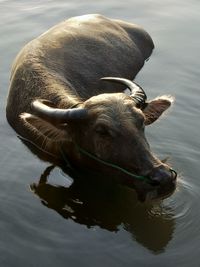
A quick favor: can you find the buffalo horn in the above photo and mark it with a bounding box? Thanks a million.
[32,100,88,124]
[101,77,147,109]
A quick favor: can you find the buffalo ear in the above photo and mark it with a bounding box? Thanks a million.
[143,96,174,125]
[20,113,67,141]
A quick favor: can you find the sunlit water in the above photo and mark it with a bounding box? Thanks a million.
[1,0,200,266]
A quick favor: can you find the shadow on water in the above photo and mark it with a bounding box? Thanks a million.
[31,165,175,254]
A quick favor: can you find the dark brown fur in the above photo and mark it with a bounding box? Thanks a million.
[6,14,176,200]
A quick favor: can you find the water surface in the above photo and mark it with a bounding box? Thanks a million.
[1,0,200,266]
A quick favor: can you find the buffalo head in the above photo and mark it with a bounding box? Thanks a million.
[23,77,177,201]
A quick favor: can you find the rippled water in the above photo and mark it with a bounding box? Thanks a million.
[1,0,200,266]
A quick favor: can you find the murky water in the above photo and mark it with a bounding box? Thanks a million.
[1,0,200,266]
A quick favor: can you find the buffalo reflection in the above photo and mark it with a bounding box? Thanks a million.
[31,165,175,253]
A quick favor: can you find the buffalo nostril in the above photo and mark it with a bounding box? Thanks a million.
[148,177,161,186]
[148,168,176,186]
[170,168,177,181]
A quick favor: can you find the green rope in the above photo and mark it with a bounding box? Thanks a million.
[18,135,177,182]
[75,144,150,182]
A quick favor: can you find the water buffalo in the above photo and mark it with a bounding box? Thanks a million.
[6,14,177,201]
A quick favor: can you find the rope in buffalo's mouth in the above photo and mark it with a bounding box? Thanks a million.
[74,144,177,183]
[18,135,177,183]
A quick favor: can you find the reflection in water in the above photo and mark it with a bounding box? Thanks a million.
[31,165,175,254]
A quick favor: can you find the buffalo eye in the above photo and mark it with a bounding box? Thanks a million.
[95,124,112,137]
